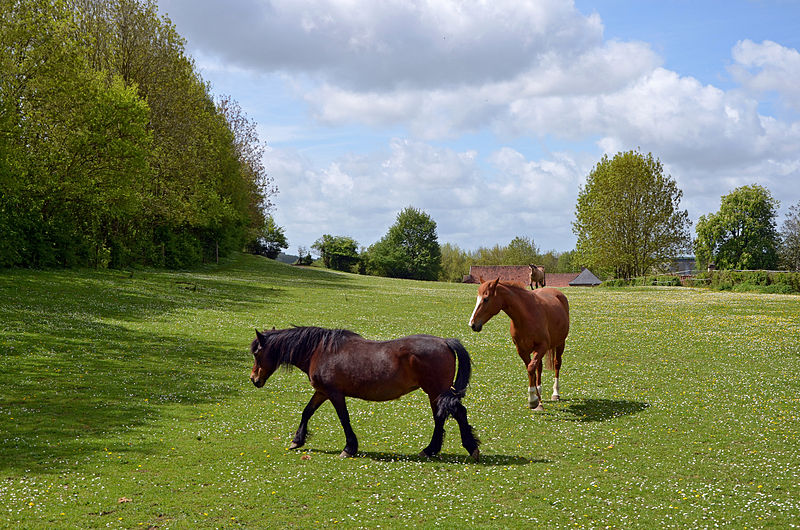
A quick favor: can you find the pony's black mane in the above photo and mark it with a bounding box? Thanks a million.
[252,326,359,368]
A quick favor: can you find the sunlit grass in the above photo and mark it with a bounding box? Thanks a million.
[1,254,798,528]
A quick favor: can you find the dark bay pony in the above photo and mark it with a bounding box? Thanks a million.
[250,326,480,460]
[468,278,569,411]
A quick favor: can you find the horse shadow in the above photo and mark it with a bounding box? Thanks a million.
[546,397,650,423]
[304,448,543,466]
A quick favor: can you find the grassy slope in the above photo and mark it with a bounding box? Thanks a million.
[1,254,798,528]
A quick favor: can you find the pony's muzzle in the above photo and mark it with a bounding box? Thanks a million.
[470,321,483,332]
[250,376,265,388]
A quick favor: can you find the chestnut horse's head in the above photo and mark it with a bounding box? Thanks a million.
[469,277,503,332]
[250,329,278,388]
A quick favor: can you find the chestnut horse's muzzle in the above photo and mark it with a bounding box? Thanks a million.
[469,322,483,332]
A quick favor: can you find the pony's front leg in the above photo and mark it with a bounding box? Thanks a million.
[329,393,358,458]
[290,391,328,449]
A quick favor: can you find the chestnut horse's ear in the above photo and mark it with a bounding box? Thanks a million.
[489,277,500,294]
[478,275,485,284]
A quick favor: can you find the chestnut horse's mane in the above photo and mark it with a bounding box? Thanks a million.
[252,326,359,368]
[498,280,529,292]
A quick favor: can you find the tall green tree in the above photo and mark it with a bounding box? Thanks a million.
[779,201,800,271]
[573,149,691,279]
[695,185,780,270]
[367,207,441,280]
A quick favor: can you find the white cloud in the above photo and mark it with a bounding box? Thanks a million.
[160,0,604,90]
[730,39,800,111]
[158,1,800,252]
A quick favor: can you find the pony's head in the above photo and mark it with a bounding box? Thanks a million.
[250,329,278,388]
[469,277,503,332]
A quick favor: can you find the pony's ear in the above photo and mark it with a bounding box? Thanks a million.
[489,277,500,294]
[255,329,267,346]
[478,275,485,284]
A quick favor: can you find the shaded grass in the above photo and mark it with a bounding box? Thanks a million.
[1,255,799,528]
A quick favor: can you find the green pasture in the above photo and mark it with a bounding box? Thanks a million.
[1,254,799,528]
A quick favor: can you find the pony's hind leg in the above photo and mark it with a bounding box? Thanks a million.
[451,401,480,461]
[290,391,327,450]
[420,397,446,458]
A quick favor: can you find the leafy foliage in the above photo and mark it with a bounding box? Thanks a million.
[0,0,276,269]
[245,215,288,259]
[366,207,441,280]
[312,234,360,272]
[779,201,800,271]
[694,184,780,271]
[573,150,691,279]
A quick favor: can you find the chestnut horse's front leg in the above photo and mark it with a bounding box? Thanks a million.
[515,344,542,410]
[290,390,328,450]
[526,346,548,411]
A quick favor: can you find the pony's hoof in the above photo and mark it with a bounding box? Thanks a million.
[551,394,560,401]
[289,441,302,450]
[528,401,539,409]
[339,450,355,458]
[469,448,480,462]
[533,404,545,412]
[419,450,431,459]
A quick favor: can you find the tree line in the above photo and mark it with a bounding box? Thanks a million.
[572,149,800,278]
[309,207,578,282]
[1,0,275,269]
[311,150,800,282]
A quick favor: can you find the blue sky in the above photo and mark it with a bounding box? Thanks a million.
[158,0,800,254]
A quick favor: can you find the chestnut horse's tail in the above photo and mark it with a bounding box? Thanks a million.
[544,348,555,371]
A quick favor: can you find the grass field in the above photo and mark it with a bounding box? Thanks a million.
[1,254,799,528]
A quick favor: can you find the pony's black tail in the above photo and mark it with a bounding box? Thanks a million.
[445,338,471,398]
[434,339,480,454]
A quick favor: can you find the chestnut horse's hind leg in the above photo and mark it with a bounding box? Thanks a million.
[552,344,565,401]
[290,390,328,450]
[328,392,358,458]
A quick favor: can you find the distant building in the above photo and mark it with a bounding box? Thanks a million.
[568,268,602,286]
[668,256,696,275]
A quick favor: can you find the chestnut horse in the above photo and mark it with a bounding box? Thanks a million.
[529,264,546,289]
[250,326,480,460]
[468,278,569,411]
